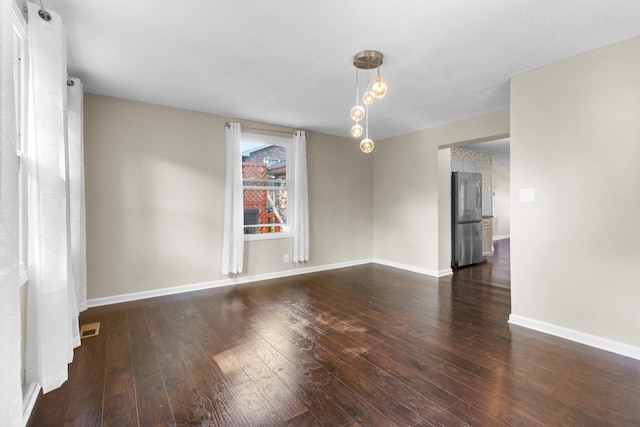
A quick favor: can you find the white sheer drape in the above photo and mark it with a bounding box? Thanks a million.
[0,0,25,424]
[291,130,309,262]
[221,122,244,274]
[25,2,84,393]
[67,77,87,324]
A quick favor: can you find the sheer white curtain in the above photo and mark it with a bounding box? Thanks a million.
[291,130,309,262]
[0,0,25,424]
[67,77,87,336]
[221,122,244,274]
[25,2,84,393]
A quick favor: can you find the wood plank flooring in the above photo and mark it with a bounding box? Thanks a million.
[28,242,640,426]
[454,238,510,289]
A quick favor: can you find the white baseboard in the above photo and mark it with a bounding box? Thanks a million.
[438,268,454,277]
[372,258,451,278]
[87,258,454,308]
[508,314,640,361]
[493,234,510,241]
[87,259,373,308]
[22,382,40,427]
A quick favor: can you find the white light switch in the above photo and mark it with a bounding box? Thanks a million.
[520,188,536,203]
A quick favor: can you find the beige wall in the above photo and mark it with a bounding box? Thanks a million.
[510,36,640,349]
[492,165,510,238]
[437,148,452,272]
[84,95,373,300]
[373,110,509,274]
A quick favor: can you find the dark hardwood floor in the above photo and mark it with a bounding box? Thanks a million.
[454,238,511,289]
[28,242,640,426]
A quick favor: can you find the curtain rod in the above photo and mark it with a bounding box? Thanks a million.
[37,0,51,21]
[225,123,304,136]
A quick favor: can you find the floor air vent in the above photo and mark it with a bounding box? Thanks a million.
[80,322,100,339]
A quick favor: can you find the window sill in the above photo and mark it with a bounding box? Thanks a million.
[244,232,293,242]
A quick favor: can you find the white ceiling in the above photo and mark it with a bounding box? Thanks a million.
[465,138,510,156]
[465,138,511,166]
[44,0,640,140]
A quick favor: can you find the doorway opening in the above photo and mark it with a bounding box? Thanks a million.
[440,138,511,288]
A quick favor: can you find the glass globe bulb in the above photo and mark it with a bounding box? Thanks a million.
[350,105,365,121]
[360,138,374,153]
[351,123,363,138]
[363,90,375,105]
[372,79,387,98]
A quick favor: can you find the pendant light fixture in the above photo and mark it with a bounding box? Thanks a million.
[350,67,365,137]
[349,50,387,153]
[360,103,374,153]
[372,67,388,98]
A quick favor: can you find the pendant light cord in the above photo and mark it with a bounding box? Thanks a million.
[365,103,369,139]
[355,68,360,106]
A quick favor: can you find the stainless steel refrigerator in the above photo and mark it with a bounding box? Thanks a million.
[451,172,483,268]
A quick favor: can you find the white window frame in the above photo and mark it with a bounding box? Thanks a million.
[13,2,29,286]
[242,133,293,241]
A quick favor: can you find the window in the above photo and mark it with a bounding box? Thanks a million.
[241,133,292,240]
[13,2,29,286]
[262,157,280,165]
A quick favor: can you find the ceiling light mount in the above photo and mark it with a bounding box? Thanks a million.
[349,50,387,153]
[353,50,384,70]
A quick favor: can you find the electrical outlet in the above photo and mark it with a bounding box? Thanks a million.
[284,254,289,263]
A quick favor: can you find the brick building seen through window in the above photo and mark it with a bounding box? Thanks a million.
[242,142,288,235]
